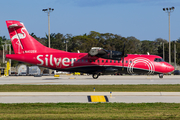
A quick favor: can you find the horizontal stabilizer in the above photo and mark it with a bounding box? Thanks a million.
[9,24,23,28]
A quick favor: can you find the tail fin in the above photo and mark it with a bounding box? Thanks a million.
[6,20,65,54]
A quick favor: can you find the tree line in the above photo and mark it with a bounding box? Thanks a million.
[1,31,180,66]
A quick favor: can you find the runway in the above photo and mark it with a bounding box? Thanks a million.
[1,92,180,103]
[0,75,180,85]
[1,75,180,103]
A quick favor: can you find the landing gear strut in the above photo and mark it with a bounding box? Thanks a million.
[159,74,163,78]
[92,73,99,79]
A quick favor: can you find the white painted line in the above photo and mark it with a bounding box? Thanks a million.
[0,92,180,96]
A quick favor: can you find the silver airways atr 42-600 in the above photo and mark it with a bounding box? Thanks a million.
[6,20,174,79]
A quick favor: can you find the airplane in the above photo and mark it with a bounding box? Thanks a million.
[5,20,174,79]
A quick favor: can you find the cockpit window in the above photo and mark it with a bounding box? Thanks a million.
[154,58,165,62]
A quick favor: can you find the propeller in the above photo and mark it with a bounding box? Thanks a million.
[122,43,126,70]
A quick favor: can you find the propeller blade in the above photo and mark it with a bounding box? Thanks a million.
[122,43,125,70]
[122,57,124,71]
[122,43,125,57]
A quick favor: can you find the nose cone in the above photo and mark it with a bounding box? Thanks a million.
[167,64,174,72]
[170,65,175,72]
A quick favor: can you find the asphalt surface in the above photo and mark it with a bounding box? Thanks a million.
[0,75,180,85]
[0,92,180,103]
[0,75,180,103]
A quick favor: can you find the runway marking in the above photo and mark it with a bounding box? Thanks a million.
[87,95,109,102]
[54,75,60,77]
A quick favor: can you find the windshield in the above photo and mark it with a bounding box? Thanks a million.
[154,58,165,62]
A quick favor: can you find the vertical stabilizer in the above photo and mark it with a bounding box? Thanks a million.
[6,20,65,54]
[6,20,25,54]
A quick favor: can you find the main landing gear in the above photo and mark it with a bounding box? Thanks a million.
[92,73,100,79]
[159,74,163,78]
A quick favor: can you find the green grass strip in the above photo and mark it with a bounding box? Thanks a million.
[0,84,180,92]
[0,103,180,119]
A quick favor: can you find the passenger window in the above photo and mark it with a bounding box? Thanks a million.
[89,60,92,62]
[98,60,99,63]
[93,60,95,62]
[126,60,128,63]
[130,60,132,63]
[86,60,88,62]
[114,60,116,63]
[102,60,104,63]
[82,59,84,62]
[110,60,112,63]
[78,59,80,62]
[118,60,120,63]
[106,60,108,63]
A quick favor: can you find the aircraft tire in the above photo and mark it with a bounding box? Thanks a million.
[92,74,99,79]
[159,74,163,78]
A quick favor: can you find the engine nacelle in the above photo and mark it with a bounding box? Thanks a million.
[88,47,127,60]
[88,47,106,56]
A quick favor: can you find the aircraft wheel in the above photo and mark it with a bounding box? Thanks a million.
[92,74,99,79]
[159,74,163,78]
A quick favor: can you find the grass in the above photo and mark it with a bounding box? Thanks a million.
[0,84,180,92]
[1,85,180,119]
[0,103,180,119]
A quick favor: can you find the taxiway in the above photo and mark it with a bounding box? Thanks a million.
[0,75,179,85]
[0,92,180,103]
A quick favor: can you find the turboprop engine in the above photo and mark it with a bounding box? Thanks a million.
[88,47,127,60]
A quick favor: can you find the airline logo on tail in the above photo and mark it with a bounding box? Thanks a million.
[11,27,26,41]
[6,21,26,54]
[11,27,27,54]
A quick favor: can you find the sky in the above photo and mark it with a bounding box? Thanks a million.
[1,0,180,41]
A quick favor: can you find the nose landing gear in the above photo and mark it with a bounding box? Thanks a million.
[159,74,163,78]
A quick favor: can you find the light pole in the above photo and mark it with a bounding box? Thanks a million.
[163,6,175,64]
[163,42,165,60]
[2,45,4,63]
[174,40,177,70]
[42,8,54,48]
[64,40,69,52]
